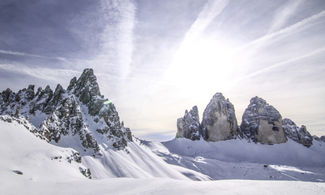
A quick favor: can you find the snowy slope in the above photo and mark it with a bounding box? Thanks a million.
[146,138,325,182]
[0,116,88,181]
[0,116,208,181]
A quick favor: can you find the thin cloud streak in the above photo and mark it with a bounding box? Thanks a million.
[96,0,136,80]
[267,0,304,33]
[0,49,70,63]
[234,46,325,84]
[185,0,229,40]
[0,64,79,82]
[238,10,325,52]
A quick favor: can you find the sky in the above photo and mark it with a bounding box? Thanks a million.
[0,0,325,141]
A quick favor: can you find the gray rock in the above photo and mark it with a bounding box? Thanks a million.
[201,93,238,141]
[240,97,287,144]
[1,88,14,103]
[176,106,201,140]
[26,85,35,100]
[69,68,101,105]
[282,118,313,147]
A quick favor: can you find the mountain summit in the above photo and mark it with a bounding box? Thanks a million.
[0,68,132,155]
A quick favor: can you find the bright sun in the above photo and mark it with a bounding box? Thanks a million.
[164,37,237,93]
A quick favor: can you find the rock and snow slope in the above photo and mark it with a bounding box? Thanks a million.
[1,118,324,194]
[0,115,208,180]
[1,118,325,194]
[1,68,325,194]
[0,68,208,181]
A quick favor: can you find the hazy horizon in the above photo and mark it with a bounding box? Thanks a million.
[0,0,324,141]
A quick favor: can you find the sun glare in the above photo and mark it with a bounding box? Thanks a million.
[165,37,237,92]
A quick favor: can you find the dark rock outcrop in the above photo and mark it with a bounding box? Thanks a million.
[176,106,201,140]
[282,118,313,147]
[240,97,287,144]
[201,93,238,141]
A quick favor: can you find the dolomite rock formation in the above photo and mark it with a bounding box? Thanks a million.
[240,97,287,144]
[201,93,238,141]
[282,118,313,147]
[0,68,132,155]
[176,106,201,140]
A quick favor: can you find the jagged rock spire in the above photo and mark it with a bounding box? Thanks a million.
[240,96,287,144]
[201,93,238,141]
[68,68,101,104]
[282,118,313,147]
[176,105,201,140]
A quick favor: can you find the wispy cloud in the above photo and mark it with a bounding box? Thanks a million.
[239,10,325,51]
[235,46,325,82]
[95,0,136,80]
[0,64,79,82]
[267,0,304,33]
[184,0,230,40]
[0,49,70,63]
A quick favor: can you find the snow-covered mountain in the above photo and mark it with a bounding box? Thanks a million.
[1,68,325,195]
[0,68,207,180]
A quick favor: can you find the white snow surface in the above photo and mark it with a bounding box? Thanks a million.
[0,117,208,181]
[1,118,325,194]
[146,138,325,181]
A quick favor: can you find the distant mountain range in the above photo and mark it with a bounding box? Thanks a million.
[1,68,325,182]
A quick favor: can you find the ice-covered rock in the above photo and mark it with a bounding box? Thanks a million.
[240,97,287,144]
[176,106,201,140]
[282,118,313,147]
[201,93,238,141]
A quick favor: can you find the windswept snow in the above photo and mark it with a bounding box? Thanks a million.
[0,116,208,182]
[146,138,325,181]
[1,116,325,195]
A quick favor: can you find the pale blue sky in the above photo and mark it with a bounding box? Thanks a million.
[0,0,324,141]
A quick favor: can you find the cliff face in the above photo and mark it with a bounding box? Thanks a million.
[282,118,313,147]
[240,97,287,144]
[176,94,321,146]
[0,68,132,155]
[201,93,238,141]
[176,106,201,140]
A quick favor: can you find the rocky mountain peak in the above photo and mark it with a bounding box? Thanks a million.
[0,68,132,155]
[201,92,238,141]
[68,68,101,103]
[282,118,313,147]
[240,96,287,144]
[176,105,201,140]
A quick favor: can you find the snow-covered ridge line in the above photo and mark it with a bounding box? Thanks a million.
[0,68,132,156]
[0,68,210,180]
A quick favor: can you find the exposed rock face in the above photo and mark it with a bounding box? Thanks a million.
[176,106,201,140]
[201,93,238,141]
[240,97,287,144]
[282,118,313,147]
[0,68,132,155]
